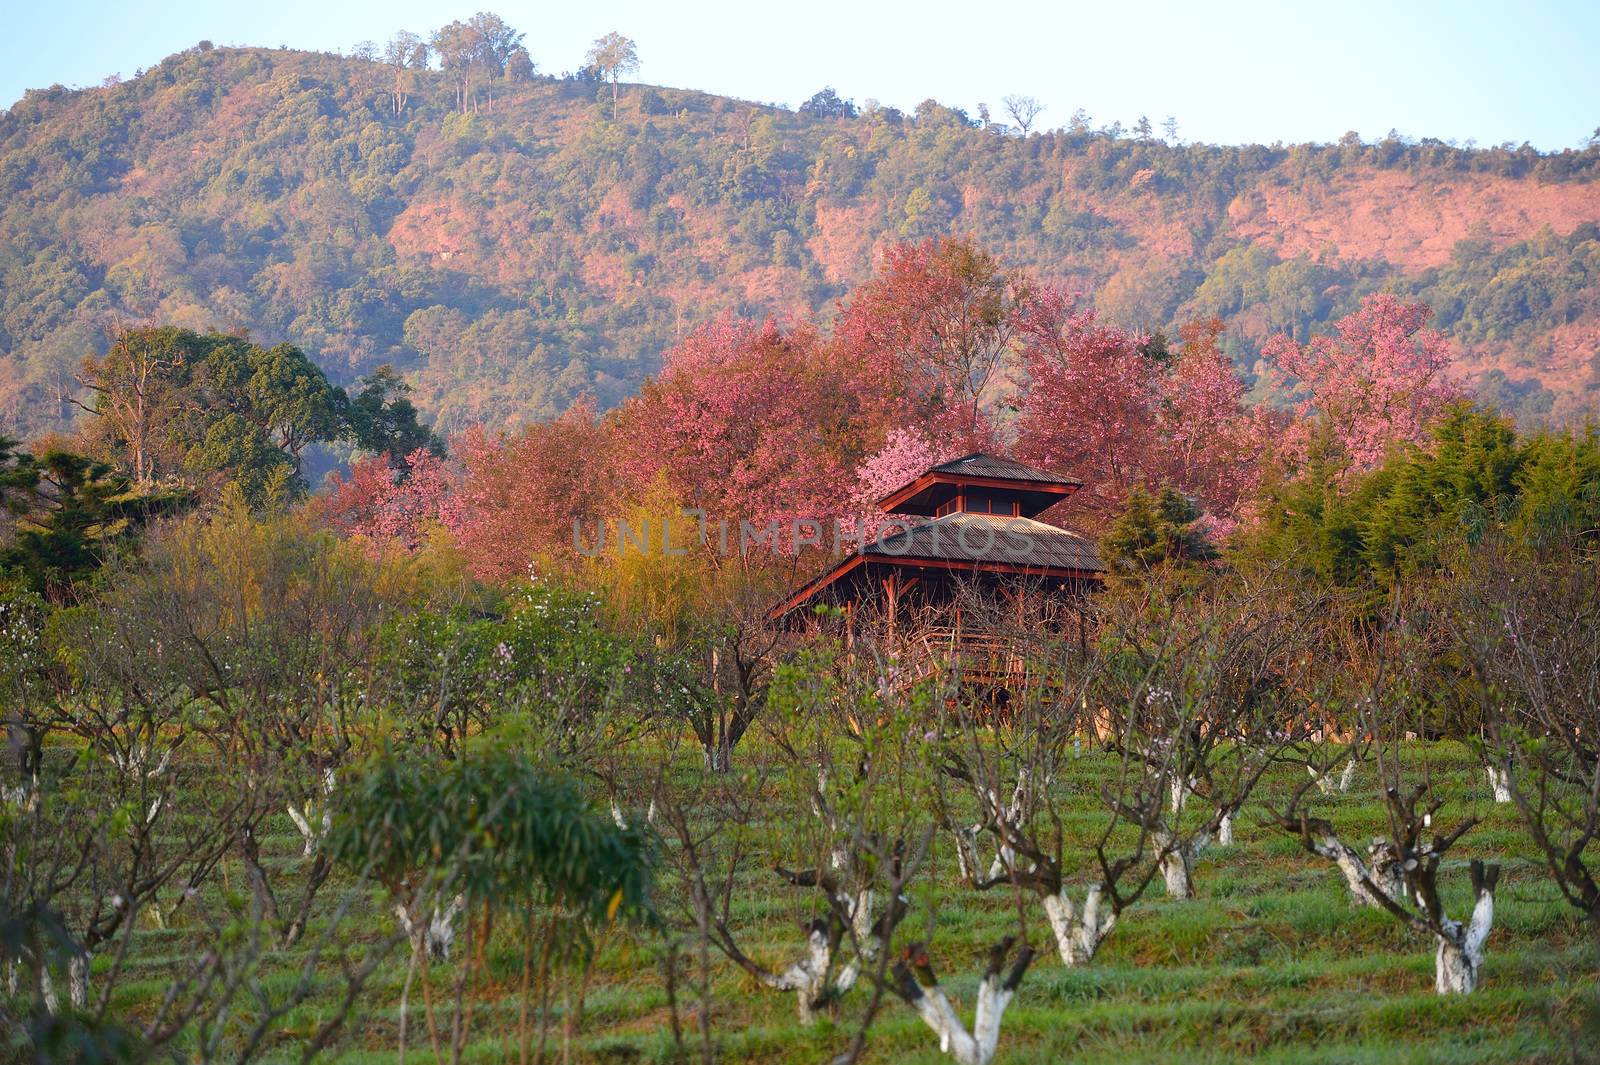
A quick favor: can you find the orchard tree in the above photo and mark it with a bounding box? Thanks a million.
[850,428,962,535]
[586,32,640,120]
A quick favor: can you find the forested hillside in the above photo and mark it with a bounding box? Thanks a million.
[3,40,1599,439]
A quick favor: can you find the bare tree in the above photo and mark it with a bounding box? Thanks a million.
[890,937,1034,1065]
[1446,540,1600,926]
[1001,94,1044,134]
[1277,614,1501,994]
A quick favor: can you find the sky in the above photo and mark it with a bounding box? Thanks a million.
[4,0,1598,150]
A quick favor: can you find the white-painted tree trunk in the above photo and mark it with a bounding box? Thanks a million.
[1040,885,1117,966]
[1217,812,1235,847]
[1157,830,1206,899]
[903,963,1019,1065]
[286,767,336,858]
[40,963,57,1015]
[68,953,88,1011]
[1485,766,1512,804]
[1308,759,1357,796]
[1308,832,1403,907]
[610,797,657,830]
[1434,877,1495,994]
[394,893,466,960]
[1169,776,1192,815]
[1160,846,1195,898]
[768,922,837,1024]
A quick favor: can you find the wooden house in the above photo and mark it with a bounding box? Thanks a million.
[769,453,1105,692]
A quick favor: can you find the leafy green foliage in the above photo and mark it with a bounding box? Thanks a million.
[74,327,434,504]
[0,447,191,597]
[1099,485,1219,572]
[374,581,688,758]
[1247,404,1600,585]
[328,746,654,927]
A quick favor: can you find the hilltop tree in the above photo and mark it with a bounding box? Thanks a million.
[1002,94,1044,134]
[799,87,857,119]
[382,31,430,115]
[468,11,526,109]
[431,14,525,112]
[432,20,480,112]
[586,32,640,120]
[505,44,535,82]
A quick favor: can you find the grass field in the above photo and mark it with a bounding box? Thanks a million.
[81,739,1600,1064]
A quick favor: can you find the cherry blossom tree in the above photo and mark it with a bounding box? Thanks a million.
[1013,291,1165,525]
[447,402,613,581]
[849,428,965,534]
[612,316,880,533]
[1158,317,1270,531]
[1261,294,1460,472]
[1015,299,1265,531]
[832,237,1030,449]
[325,448,455,551]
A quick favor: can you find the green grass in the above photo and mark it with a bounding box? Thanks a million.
[32,740,1600,1063]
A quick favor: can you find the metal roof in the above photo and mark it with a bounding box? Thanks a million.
[864,512,1105,572]
[927,453,1082,487]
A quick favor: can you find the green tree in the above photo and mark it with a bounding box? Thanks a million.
[344,365,441,464]
[0,449,189,598]
[1099,485,1218,572]
[585,32,639,120]
[77,329,433,504]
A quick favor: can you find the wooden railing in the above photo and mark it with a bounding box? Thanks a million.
[899,625,1029,691]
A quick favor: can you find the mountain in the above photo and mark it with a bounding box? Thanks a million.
[3,43,1598,440]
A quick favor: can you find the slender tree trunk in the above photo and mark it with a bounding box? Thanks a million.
[398,939,420,1065]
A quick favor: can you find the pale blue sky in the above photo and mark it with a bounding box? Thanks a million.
[5,0,1597,149]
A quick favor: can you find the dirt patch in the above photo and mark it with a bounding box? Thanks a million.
[1228,169,1600,270]
[808,200,876,284]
